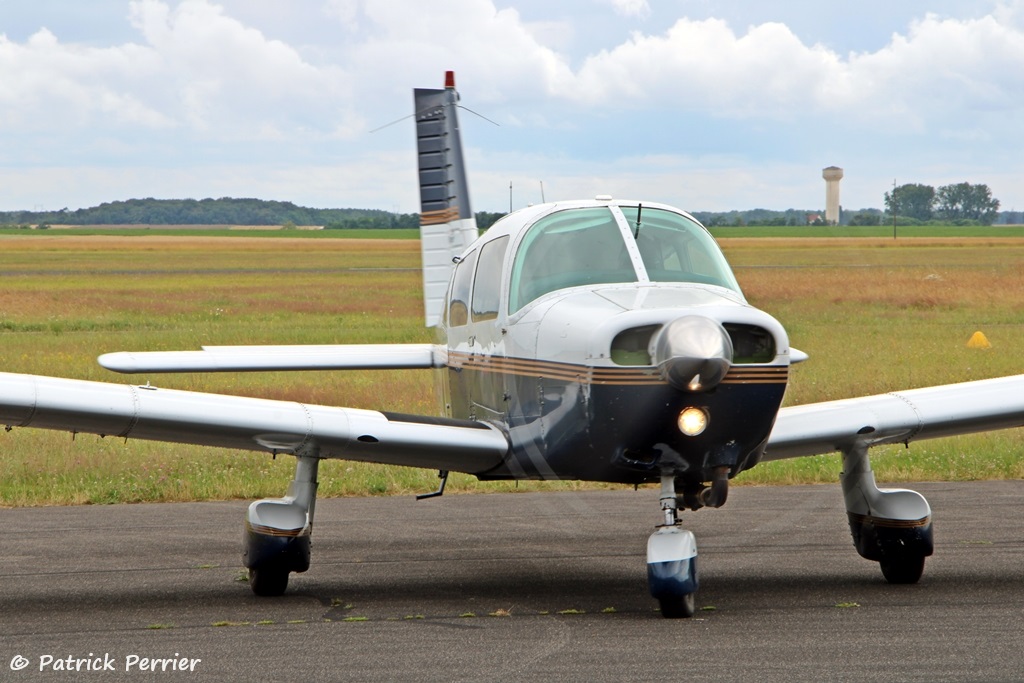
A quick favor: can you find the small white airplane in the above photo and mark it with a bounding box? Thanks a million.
[3,72,1024,618]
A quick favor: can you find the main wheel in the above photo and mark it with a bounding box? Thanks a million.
[658,592,696,619]
[880,553,925,584]
[249,566,290,596]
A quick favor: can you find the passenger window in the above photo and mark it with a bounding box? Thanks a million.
[448,249,477,327]
[471,236,509,321]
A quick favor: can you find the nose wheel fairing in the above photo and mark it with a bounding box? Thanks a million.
[647,527,698,618]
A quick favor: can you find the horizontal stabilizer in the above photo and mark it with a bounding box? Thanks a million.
[765,373,1024,460]
[99,344,444,374]
[0,371,506,474]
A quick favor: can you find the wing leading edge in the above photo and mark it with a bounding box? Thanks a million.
[0,371,507,475]
[765,373,1024,461]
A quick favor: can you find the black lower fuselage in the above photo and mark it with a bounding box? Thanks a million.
[444,351,788,485]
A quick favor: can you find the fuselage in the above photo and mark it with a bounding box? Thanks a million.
[436,199,796,487]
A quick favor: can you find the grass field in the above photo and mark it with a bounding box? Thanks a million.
[0,226,421,239]
[1,232,1022,506]
[709,225,1024,238]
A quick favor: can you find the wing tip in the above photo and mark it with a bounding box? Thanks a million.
[97,352,136,374]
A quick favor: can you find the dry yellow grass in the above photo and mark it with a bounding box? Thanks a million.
[1,234,1022,505]
[0,234,417,252]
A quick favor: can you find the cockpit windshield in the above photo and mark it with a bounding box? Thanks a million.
[508,205,742,314]
[622,206,741,292]
[508,207,636,313]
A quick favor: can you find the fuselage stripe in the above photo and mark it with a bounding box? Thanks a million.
[447,352,787,385]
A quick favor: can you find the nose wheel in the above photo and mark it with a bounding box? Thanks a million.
[647,475,699,618]
[647,526,698,618]
[658,591,696,619]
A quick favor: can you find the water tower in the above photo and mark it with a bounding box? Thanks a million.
[822,166,843,225]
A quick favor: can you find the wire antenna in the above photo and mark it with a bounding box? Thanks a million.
[370,105,499,134]
[456,105,500,127]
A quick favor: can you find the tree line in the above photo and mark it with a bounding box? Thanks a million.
[884,182,1000,225]
[0,190,1010,230]
[0,197,508,231]
[0,198,402,228]
[695,181,1005,227]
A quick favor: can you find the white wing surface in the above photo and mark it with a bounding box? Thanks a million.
[0,372,507,474]
[765,374,1024,460]
[99,344,444,374]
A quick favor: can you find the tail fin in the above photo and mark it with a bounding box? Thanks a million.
[415,71,479,327]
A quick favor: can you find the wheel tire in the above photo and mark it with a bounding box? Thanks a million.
[658,592,696,619]
[880,553,925,584]
[249,566,290,596]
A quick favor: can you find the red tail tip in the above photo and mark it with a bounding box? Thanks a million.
[445,71,456,89]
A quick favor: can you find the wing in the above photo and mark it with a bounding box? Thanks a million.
[99,344,444,373]
[765,374,1024,460]
[0,371,507,475]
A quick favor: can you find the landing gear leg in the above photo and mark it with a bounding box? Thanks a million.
[243,451,320,596]
[840,442,933,584]
[647,474,698,618]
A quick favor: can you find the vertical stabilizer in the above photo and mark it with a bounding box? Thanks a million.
[415,71,479,327]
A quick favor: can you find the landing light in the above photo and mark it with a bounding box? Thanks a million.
[678,407,708,436]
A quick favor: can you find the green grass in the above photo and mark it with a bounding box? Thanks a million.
[724,235,1024,484]
[1,233,1022,506]
[709,225,1024,238]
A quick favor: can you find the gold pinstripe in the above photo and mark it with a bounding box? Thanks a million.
[246,522,309,538]
[848,513,932,529]
[447,352,788,386]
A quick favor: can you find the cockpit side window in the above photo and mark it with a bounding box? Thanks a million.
[626,207,742,293]
[509,208,636,313]
[447,249,477,327]
[471,236,509,322]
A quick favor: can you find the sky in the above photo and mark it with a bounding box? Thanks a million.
[1,0,1023,215]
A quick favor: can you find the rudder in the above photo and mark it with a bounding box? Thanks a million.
[414,71,479,327]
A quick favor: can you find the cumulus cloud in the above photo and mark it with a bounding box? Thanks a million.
[564,9,1024,132]
[569,18,834,115]
[0,0,357,139]
[0,27,170,128]
[2,0,1023,211]
[132,0,358,136]
[338,0,575,104]
[8,0,1021,137]
[844,13,1024,114]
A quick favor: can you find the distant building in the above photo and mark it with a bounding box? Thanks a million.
[822,166,843,225]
